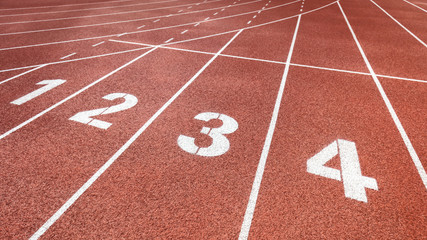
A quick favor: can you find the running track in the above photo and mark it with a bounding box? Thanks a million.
[0,0,426,239]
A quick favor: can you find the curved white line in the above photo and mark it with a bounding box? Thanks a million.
[0,0,223,25]
[0,0,260,35]
[0,0,337,72]
[0,0,303,51]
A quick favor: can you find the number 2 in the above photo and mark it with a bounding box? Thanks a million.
[69,93,138,130]
[178,112,238,157]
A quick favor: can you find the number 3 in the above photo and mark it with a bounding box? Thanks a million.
[178,112,238,157]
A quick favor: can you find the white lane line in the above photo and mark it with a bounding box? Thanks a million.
[165,38,174,43]
[370,0,427,48]
[137,25,145,29]
[253,15,257,18]
[181,29,188,34]
[0,0,324,52]
[0,65,46,85]
[194,22,201,26]
[0,0,139,11]
[338,2,427,188]
[402,0,427,12]
[0,47,157,141]
[0,0,226,25]
[239,14,301,240]
[178,9,184,12]
[205,17,210,20]
[60,53,76,59]
[247,20,252,24]
[0,0,179,17]
[91,41,104,47]
[117,32,127,37]
[221,8,225,11]
[214,12,218,15]
[153,19,160,22]
[188,6,193,9]
[29,30,243,240]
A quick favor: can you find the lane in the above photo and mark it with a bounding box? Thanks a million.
[0,0,138,11]
[340,0,427,80]
[36,55,289,239]
[248,66,427,239]
[380,78,427,166]
[0,48,212,239]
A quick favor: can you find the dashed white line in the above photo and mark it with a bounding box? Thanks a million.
[205,17,210,20]
[239,14,302,240]
[214,12,218,15]
[221,8,225,11]
[253,15,257,18]
[247,20,252,24]
[178,9,184,12]
[165,38,174,43]
[60,53,76,59]
[194,22,200,26]
[188,6,193,9]
[338,1,427,189]
[181,29,188,34]
[137,25,146,29]
[92,41,104,47]
[117,32,127,37]
[153,19,160,22]
[29,30,243,240]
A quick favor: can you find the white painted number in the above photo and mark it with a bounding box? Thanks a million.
[69,93,138,130]
[11,79,66,105]
[307,139,378,203]
[178,112,238,157]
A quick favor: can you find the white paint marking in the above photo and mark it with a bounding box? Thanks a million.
[165,38,174,43]
[262,6,265,9]
[153,19,160,22]
[117,32,127,37]
[0,48,157,141]
[29,30,242,240]
[188,6,193,9]
[371,0,427,48]
[0,0,135,11]
[11,79,66,105]
[239,15,301,240]
[60,53,76,59]
[0,65,46,85]
[214,12,218,15]
[258,10,261,13]
[137,25,146,29]
[205,17,210,20]
[253,15,257,18]
[178,9,184,12]
[338,2,427,188]
[247,20,252,24]
[402,0,427,12]
[91,41,104,47]
[221,8,225,11]
[181,29,188,34]
[194,22,200,26]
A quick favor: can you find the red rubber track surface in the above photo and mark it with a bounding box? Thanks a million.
[0,0,426,239]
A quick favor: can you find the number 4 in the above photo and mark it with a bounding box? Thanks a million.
[307,139,378,203]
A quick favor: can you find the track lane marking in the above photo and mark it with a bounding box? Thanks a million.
[338,1,427,188]
[0,48,157,140]
[29,30,243,240]
[239,14,302,240]
[402,0,427,12]
[0,0,324,51]
[0,0,227,25]
[0,0,135,11]
[0,0,180,17]
[60,53,76,59]
[370,0,427,48]
[0,0,261,35]
[0,65,46,85]
[91,41,105,47]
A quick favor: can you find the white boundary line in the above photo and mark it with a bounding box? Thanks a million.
[29,29,243,240]
[370,0,427,48]
[338,1,427,189]
[0,0,304,51]
[0,0,225,25]
[0,48,157,140]
[0,0,134,11]
[0,65,46,85]
[402,0,427,13]
[238,14,301,240]
[0,0,179,17]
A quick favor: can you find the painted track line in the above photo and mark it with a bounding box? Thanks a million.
[0,0,179,17]
[338,1,427,188]
[0,48,157,140]
[239,14,302,240]
[0,0,134,11]
[0,0,302,51]
[402,0,427,12]
[0,0,227,25]
[370,0,427,48]
[29,29,243,240]
[92,41,105,47]
[0,65,46,85]
[60,53,76,59]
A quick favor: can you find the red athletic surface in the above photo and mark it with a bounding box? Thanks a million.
[0,0,426,239]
